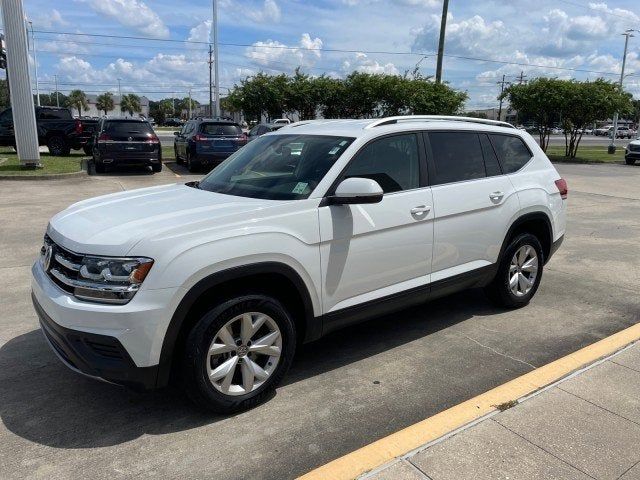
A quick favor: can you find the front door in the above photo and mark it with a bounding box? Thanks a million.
[318,133,434,317]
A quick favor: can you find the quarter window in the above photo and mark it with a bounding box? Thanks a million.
[342,134,420,193]
[479,134,502,177]
[428,132,486,185]
[489,134,532,173]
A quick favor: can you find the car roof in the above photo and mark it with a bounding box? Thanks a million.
[103,117,149,122]
[272,116,519,139]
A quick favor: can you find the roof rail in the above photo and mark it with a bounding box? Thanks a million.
[364,115,516,130]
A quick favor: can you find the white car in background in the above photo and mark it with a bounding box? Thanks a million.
[31,115,567,412]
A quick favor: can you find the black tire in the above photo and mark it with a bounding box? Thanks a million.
[82,145,93,156]
[175,146,183,165]
[626,157,636,165]
[182,295,296,413]
[152,162,162,173]
[186,150,200,173]
[484,233,544,309]
[94,161,106,174]
[47,135,70,156]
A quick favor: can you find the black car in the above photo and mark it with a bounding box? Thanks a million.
[163,117,184,127]
[0,106,97,156]
[92,118,161,173]
[246,123,284,142]
[174,119,247,172]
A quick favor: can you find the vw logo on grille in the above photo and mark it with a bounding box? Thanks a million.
[128,136,133,142]
[43,245,54,271]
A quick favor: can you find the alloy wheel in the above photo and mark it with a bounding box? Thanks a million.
[206,312,282,396]
[509,245,539,297]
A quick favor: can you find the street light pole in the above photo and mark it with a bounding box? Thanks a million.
[609,29,634,154]
[54,74,59,107]
[28,21,39,106]
[435,0,449,83]
[212,0,220,117]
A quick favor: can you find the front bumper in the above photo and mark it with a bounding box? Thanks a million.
[625,151,640,160]
[33,293,158,389]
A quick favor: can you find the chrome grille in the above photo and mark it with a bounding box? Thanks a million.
[43,234,84,295]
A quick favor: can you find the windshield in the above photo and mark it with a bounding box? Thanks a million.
[198,134,354,200]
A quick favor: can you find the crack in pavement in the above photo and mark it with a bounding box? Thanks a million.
[454,333,537,369]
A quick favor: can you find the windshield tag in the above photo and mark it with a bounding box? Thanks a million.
[292,182,308,194]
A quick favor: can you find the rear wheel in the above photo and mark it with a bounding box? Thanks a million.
[182,295,296,413]
[186,150,200,173]
[47,135,70,156]
[82,145,93,156]
[485,233,543,308]
[94,161,106,174]
[152,162,162,173]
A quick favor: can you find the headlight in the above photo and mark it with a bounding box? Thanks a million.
[42,236,153,305]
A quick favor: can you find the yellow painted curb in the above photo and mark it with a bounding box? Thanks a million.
[299,322,640,480]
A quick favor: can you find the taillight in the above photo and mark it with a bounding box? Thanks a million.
[238,133,248,145]
[75,120,83,134]
[147,134,159,144]
[555,178,568,199]
[97,133,111,142]
[194,133,207,141]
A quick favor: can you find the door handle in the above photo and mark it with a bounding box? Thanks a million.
[410,205,431,215]
[489,191,504,202]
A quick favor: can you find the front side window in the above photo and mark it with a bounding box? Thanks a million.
[341,133,420,193]
[198,134,354,200]
[489,134,532,174]
[429,132,486,185]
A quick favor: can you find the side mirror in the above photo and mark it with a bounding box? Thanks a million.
[174,131,180,136]
[327,177,384,205]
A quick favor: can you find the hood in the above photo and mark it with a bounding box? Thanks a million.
[47,183,280,256]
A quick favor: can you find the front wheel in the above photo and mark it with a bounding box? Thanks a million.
[47,135,70,156]
[485,233,543,308]
[626,157,636,165]
[182,295,296,413]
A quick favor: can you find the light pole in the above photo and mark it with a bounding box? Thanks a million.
[609,29,634,154]
[28,21,39,106]
[212,0,220,117]
[435,0,449,83]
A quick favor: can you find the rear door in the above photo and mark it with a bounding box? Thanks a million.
[101,120,157,156]
[427,131,520,282]
[196,122,245,155]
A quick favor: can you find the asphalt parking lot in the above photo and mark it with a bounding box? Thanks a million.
[1,161,639,479]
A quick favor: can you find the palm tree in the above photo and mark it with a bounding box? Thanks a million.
[66,89,88,116]
[120,94,141,117]
[96,92,114,115]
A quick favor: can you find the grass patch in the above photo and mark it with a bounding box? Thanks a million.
[546,145,624,164]
[0,148,85,175]
[161,145,175,160]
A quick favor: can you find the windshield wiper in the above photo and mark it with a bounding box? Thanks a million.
[185,180,201,189]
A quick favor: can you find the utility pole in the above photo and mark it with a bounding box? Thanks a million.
[28,21,39,106]
[1,0,40,167]
[208,43,213,117]
[54,74,59,106]
[212,0,220,117]
[497,74,510,121]
[117,77,121,96]
[609,29,634,154]
[516,70,528,85]
[435,0,449,83]
[188,88,192,119]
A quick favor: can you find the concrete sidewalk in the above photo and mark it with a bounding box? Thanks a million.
[366,342,640,480]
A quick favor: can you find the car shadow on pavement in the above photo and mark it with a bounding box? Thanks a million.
[0,289,495,450]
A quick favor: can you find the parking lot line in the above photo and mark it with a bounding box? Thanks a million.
[298,321,640,480]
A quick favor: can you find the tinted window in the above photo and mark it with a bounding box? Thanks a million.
[198,135,354,200]
[104,121,153,135]
[429,132,485,185]
[479,134,502,177]
[342,134,420,193]
[38,109,71,120]
[490,134,532,173]
[200,122,241,135]
[0,108,12,122]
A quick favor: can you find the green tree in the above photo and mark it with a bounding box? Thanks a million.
[560,79,633,158]
[502,78,566,151]
[96,92,115,115]
[66,89,88,116]
[0,79,10,109]
[120,93,141,116]
[283,68,322,120]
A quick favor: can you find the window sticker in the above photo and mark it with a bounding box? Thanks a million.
[292,182,308,194]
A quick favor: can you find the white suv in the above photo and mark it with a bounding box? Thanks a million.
[31,116,567,412]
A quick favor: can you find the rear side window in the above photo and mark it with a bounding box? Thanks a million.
[489,134,532,173]
[200,123,242,135]
[38,109,71,120]
[105,121,153,135]
[479,134,502,177]
[428,132,486,185]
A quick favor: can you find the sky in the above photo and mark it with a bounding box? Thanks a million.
[4,0,640,110]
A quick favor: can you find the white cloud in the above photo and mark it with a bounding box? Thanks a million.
[33,9,68,28]
[247,0,282,23]
[245,33,322,69]
[188,20,212,44]
[342,52,399,75]
[79,0,169,38]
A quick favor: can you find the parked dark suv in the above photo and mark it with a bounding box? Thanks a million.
[174,119,247,172]
[92,118,161,173]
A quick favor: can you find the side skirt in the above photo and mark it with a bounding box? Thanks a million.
[320,264,497,336]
